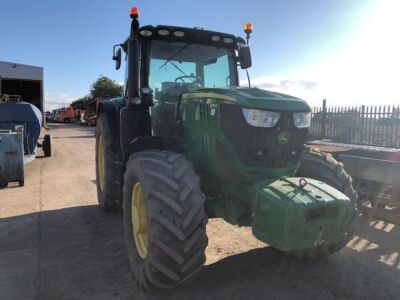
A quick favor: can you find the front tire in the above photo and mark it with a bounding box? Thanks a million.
[123,150,208,291]
[288,148,359,259]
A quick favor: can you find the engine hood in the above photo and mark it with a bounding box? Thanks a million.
[182,87,311,111]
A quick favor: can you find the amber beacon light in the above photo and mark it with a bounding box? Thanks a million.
[244,23,253,34]
[130,6,139,18]
[244,23,253,44]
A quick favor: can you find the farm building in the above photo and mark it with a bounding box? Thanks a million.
[0,60,44,121]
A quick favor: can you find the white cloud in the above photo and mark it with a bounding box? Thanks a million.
[44,93,75,111]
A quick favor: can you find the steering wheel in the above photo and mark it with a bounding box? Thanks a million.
[175,75,202,84]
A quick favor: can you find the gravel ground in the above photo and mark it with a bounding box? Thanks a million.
[0,123,399,300]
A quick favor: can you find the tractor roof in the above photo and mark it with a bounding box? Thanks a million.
[121,25,245,52]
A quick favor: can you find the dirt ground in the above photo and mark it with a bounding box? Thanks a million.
[0,123,399,300]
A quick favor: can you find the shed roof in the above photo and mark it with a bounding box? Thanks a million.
[0,60,43,81]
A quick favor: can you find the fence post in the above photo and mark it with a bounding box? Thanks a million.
[360,105,365,144]
[321,99,327,139]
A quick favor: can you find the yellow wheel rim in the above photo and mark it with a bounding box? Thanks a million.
[98,134,105,191]
[131,182,148,259]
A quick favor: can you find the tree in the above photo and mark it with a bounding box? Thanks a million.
[89,75,123,99]
[70,95,91,109]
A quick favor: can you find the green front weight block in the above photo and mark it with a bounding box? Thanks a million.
[251,177,352,251]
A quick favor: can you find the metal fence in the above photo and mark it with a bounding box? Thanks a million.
[309,100,400,148]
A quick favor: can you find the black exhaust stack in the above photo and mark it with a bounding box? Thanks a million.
[127,7,140,102]
[120,7,151,157]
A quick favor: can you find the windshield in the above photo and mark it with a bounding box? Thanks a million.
[148,40,237,96]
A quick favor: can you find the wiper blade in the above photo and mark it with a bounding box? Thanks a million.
[169,61,189,78]
[158,43,188,70]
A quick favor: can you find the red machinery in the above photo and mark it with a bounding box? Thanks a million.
[57,107,78,123]
[84,98,108,126]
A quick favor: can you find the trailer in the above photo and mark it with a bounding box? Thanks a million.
[307,140,400,224]
[57,106,78,123]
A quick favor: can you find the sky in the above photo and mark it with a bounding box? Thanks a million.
[1,0,398,110]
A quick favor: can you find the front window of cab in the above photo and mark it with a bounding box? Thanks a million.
[148,40,237,97]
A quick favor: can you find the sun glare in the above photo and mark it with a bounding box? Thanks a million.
[324,0,400,104]
[253,0,400,106]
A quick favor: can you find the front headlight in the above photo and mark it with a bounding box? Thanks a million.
[242,108,281,128]
[293,112,311,128]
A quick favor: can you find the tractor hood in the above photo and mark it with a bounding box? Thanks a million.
[182,87,311,111]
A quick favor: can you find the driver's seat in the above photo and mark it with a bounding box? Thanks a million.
[161,82,180,95]
[152,81,201,135]
[161,82,201,98]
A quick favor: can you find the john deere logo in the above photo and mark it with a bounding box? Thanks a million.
[278,132,290,144]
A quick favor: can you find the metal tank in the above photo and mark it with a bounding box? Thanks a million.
[0,95,51,188]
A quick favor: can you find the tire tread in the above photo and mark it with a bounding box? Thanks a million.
[122,150,208,291]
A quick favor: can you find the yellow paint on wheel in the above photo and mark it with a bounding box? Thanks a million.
[98,134,105,191]
[131,182,148,259]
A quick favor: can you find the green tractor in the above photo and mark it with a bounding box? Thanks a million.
[95,7,358,290]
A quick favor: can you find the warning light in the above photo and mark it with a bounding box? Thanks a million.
[244,23,253,34]
[130,7,139,18]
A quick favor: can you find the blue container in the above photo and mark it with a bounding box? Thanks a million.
[0,130,24,187]
[0,102,42,155]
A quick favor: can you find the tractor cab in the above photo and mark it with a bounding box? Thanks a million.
[115,24,251,135]
[118,25,250,93]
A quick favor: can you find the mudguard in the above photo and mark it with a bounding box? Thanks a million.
[127,136,184,158]
[97,99,123,147]
[98,98,184,167]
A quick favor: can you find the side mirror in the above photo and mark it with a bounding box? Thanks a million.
[238,45,252,69]
[113,47,122,70]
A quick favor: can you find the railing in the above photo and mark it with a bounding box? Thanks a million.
[310,100,400,148]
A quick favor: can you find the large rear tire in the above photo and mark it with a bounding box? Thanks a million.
[288,148,358,259]
[123,150,208,291]
[95,114,120,211]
